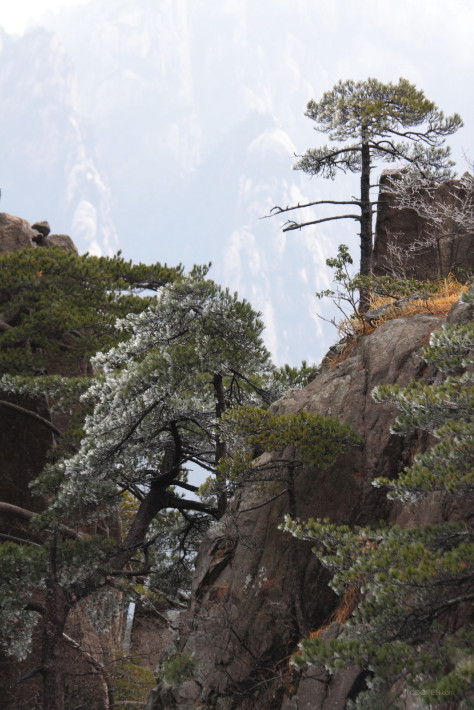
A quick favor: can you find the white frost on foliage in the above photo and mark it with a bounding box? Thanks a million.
[52,272,275,519]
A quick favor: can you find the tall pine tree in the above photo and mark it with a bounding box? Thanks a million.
[270,78,462,304]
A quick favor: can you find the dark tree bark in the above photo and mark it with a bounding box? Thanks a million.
[359,139,373,310]
[213,373,227,517]
[41,536,70,710]
[105,444,178,572]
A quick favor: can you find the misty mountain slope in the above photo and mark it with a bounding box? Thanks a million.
[0,0,363,364]
[0,27,118,256]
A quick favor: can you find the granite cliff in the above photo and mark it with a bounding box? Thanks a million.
[146,175,473,710]
[146,299,472,710]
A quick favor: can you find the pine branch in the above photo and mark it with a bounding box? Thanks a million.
[0,399,62,437]
[0,502,85,540]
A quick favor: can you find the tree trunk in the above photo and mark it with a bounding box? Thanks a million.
[359,139,372,309]
[106,445,176,572]
[286,462,307,636]
[213,373,227,518]
[41,537,69,710]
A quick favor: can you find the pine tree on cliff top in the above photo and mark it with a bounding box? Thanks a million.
[270,77,462,295]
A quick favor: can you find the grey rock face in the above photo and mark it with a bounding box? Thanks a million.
[0,212,38,252]
[43,233,78,252]
[372,170,474,279]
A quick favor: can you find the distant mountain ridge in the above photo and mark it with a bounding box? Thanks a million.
[1,0,359,365]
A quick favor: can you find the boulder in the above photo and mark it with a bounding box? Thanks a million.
[31,220,51,237]
[44,233,78,252]
[372,170,474,279]
[0,212,38,252]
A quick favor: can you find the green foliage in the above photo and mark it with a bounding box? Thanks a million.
[0,542,46,660]
[423,321,474,372]
[0,247,185,668]
[161,652,198,687]
[0,246,182,374]
[270,360,315,390]
[373,320,474,501]
[296,77,462,180]
[214,405,361,496]
[113,655,156,702]
[315,243,440,334]
[283,308,474,707]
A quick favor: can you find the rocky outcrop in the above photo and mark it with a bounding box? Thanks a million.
[0,213,43,252]
[372,170,474,279]
[0,212,77,253]
[43,233,78,251]
[147,309,455,709]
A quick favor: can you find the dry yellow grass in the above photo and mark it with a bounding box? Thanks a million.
[324,276,468,369]
[309,586,360,639]
[339,275,468,340]
[370,274,466,318]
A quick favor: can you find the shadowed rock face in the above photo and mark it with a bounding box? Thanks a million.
[372,170,474,280]
[148,312,456,710]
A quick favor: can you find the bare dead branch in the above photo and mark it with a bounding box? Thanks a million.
[282,213,361,232]
[63,633,113,709]
[0,531,41,547]
[238,489,291,515]
[265,198,360,218]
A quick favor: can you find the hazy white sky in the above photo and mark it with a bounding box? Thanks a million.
[0,0,89,34]
[0,0,472,365]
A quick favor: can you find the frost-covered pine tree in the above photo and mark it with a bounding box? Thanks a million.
[0,265,281,710]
